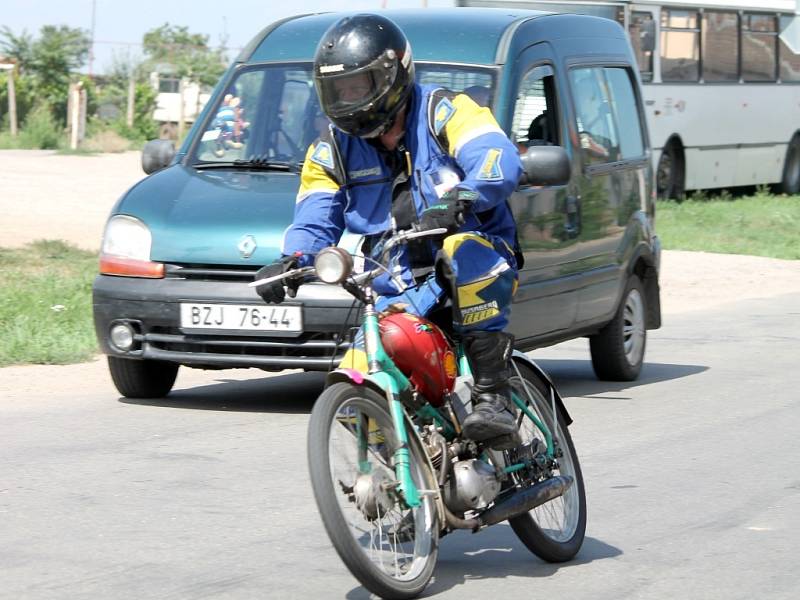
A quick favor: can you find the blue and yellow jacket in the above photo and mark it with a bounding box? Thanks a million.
[283,83,523,295]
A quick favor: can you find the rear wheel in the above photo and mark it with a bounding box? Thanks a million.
[505,361,587,562]
[779,135,800,195]
[107,356,178,398]
[657,141,685,200]
[307,383,438,600]
[590,274,647,381]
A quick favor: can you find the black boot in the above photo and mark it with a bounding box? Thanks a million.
[461,331,521,449]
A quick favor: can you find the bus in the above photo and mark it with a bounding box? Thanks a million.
[457,0,800,197]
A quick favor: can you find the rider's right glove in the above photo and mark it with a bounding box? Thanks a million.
[254,255,300,304]
[418,187,479,234]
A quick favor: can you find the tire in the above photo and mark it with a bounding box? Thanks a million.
[656,141,685,200]
[107,356,179,398]
[307,383,438,600]
[506,361,587,562]
[590,274,647,381]
[779,135,800,195]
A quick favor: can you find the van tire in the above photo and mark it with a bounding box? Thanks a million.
[590,275,646,381]
[779,135,800,195]
[108,356,179,398]
[657,140,685,200]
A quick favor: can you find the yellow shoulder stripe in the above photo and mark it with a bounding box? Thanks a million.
[298,143,340,199]
[443,94,504,156]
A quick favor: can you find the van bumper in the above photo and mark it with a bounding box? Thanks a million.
[92,275,359,370]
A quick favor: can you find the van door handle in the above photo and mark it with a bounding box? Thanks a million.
[564,196,581,239]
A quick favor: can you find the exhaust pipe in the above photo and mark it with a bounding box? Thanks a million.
[479,475,573,527]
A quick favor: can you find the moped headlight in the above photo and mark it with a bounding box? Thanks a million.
[315,247,353,284]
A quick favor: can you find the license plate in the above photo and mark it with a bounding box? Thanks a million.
[180,303,302,333]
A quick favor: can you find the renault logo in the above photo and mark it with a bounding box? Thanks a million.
[238,235,257,259]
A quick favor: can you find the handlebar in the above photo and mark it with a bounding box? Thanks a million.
[248,226,449,290]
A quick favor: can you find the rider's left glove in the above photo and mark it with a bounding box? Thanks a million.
[418,187,478,234]
[254,255,300,304]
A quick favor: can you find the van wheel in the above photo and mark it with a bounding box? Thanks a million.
[107,356,179,398]
[779,135,800,195]
[590,275,646,381]
[657,141,685,200]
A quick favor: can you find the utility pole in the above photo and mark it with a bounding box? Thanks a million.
[127,72,135,128]
[0,61,16,137]
[88,0,97,78]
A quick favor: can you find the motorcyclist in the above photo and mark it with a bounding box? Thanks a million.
[255,14,524,449]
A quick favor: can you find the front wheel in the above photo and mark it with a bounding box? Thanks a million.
[107,356,178,398]
[307,383,439,600]
[505,361,587,562]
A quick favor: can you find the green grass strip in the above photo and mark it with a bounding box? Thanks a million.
[0,240,99,366]
[656,193,800,260]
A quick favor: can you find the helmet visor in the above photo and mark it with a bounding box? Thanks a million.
[316,63,395,118]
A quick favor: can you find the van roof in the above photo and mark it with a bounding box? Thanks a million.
[242,8,551,66]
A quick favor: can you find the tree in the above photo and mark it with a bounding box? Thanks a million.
[142,23,226,88]
[0,25,90,123]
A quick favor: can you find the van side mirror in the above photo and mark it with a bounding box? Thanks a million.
[520,145,571,187]
[640,19,656,52]
[141,139,176,175]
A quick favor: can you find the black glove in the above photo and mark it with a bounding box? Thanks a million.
[254,255,300,304]
[418,187,478,234]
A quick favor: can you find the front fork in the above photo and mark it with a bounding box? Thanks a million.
[360,299,422,509]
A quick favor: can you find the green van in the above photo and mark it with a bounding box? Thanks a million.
[93,8,661,398]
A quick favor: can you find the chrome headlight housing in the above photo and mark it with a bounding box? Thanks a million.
[314,247,354,284]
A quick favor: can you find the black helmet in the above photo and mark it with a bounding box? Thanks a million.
[314,14,415,138]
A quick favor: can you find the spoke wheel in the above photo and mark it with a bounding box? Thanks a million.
[307,383,438,600]
[505,361,587,562]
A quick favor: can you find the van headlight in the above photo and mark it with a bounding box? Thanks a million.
[99,215,164,278]
[102,215,152,260]
[314,247,353,284]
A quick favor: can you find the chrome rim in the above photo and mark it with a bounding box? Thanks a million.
[623,288,646,367]
[327,397,435,582]
[509,376,580,542]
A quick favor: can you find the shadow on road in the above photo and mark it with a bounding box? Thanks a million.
[345,526,621,599]
[118,371,325,414]
[535,359,708,400]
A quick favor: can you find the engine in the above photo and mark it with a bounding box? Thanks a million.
[443,458,501,513]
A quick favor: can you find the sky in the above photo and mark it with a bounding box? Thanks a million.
[1,0,458,74]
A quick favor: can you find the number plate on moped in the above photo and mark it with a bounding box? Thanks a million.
[179,303,303,334]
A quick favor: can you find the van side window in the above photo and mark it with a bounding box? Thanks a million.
[569,67,644,164]
[511,65,560,154]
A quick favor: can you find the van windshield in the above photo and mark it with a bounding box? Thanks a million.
[191,63,496,167]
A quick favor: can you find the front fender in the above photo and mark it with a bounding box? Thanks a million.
[512,351,573,426]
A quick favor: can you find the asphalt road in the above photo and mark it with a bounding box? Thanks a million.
[2,288,799,600]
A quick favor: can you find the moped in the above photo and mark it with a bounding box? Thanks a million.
[251,227,586,599]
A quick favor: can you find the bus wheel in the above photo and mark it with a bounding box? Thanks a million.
[779,135,800,195]
[657,141,685,201]
[159,122,178,140]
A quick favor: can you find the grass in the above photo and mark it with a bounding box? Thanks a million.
[656,192,800,260]
[0,240,99,366]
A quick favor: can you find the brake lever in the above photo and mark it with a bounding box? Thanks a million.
[248,266,315,288]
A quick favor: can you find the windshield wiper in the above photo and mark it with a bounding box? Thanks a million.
[193,156,300,172]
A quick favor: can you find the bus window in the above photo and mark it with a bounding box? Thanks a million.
[660,9,700,82]
[779,15,800,82]
[702,12,739,82]
[629,12,655,82]
[742,14,778,81]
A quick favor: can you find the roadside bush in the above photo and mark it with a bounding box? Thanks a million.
[18,104,62,149]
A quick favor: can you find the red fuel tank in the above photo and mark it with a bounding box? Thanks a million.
[379,312,457,406]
